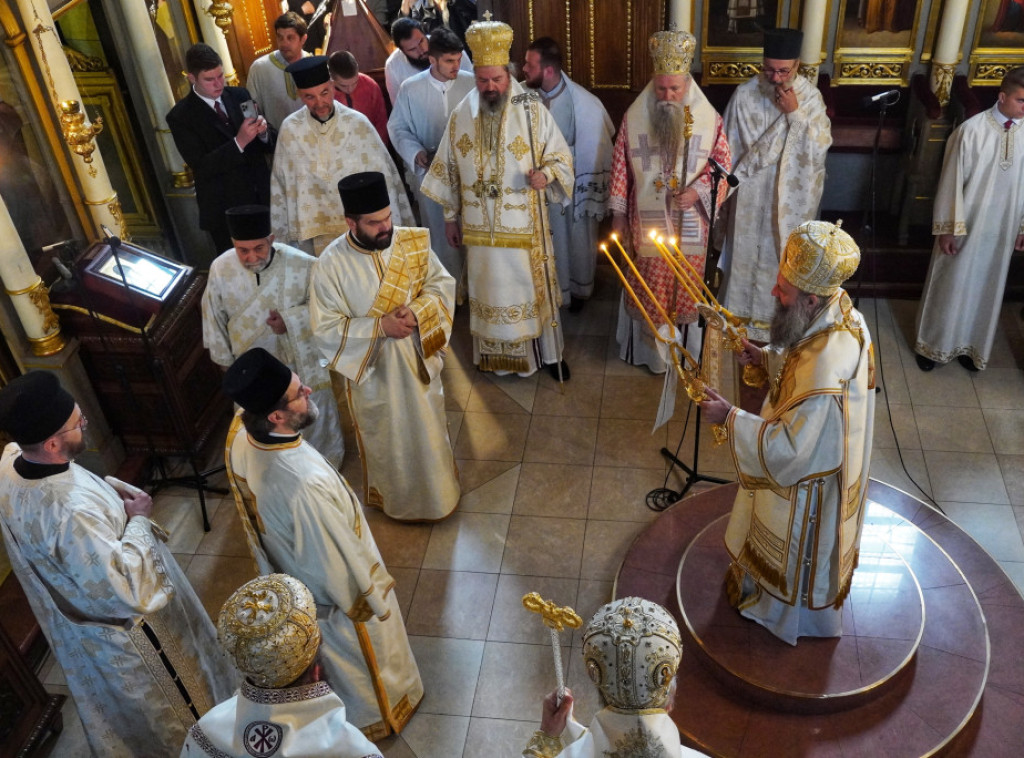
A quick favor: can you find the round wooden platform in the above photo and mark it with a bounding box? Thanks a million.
[614,480,1024,757]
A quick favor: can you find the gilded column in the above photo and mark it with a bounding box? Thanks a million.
[193,0,238,86]
[669,0,694,32]
[931,0,969,106]
[799,0,828,83]
[14,0,123,238]
[120,0,191,188]
[0,198,65,356]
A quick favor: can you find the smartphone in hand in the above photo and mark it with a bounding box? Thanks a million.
[240,100,258,120]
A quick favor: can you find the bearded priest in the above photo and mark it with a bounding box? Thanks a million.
[700,221,875,646]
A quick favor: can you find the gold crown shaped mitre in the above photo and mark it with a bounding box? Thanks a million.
[780,220,861,297]
[465,17,514,68]
[649,30,696,75]
[217,574,322,689]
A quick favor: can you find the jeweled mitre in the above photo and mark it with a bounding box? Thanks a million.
[466,17,514,68]
[649,30,696,75]
[781,220,861,297]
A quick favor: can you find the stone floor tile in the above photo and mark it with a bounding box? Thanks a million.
[924,451,1009,505]
[487,574,579,644]
[458,463,520,514]
[472,641,569,720]
[500,515,586,578]
[513,462,591,519]
[421,512,510,573]
[913,405,991,453]
[408,636,484,717]
[406,570,498,639]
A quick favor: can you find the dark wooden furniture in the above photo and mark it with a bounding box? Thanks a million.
[53,270,230,458]
[0,573,64,758]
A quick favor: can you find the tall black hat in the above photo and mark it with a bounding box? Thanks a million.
[0,371,76,445]
[286,56,330,89]
[337,172,390,216]
[223,348,292,415]
[763,28,803,60]
[225,205,272,241]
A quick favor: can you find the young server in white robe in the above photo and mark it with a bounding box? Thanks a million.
[310,171,460,522]
[388,26,476,291]
[0,372,236,757]
[222,348,424,739]
[181,574,383,758]
[914,66,1024,372]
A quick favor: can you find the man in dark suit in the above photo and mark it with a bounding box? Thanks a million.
[167,43,275,259]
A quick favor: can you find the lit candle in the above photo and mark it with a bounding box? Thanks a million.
[606,239,675,327]
[668,239,727,312]
[600,244,661,338]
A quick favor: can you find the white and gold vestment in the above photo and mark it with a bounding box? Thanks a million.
[309,227,459,521]
[723,289,875,645]
[270,104,413,255]
[182,680,383,758]
[421,81,575,374]
[224,424,424,738]
[0,446,236,757]
[719,74,832,341]
[202,243,344,467]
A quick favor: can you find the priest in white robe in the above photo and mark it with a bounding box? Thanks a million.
[271,56,412,256]
[222,349,424,739]
[523,37,614,306]
[202,205,344,467]
[523,598,708,758]
[421,17,575,378]
[310,171,460,521]
[0,372,236,758]
[701,221,875,646]
[388,27,476,291]
[914,66,1024,372]
[181,574,384,758]
[719,28,832,342]
[609,30,731,373]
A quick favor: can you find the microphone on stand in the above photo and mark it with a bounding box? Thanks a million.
[708,157,739,188]
[861,89,900,108]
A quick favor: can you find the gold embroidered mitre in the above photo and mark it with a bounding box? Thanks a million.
[649,29,696,75]
[465,16,514,68]
[780,220,860,297]
[217,574,321,689]
[582,597,682,711]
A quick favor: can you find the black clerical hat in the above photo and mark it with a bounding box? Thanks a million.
[0,371,76,445]
[223,348,292,415]
[286,56,330,89]
[763,28,803,60]
[225,205,272,242]
[337,172,390,216]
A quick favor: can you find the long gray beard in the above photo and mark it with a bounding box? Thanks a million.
[481,88,510,116]
[769,297,817,349]
[650,100,684,162]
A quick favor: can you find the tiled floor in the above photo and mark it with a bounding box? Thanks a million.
[38,266,1024,757]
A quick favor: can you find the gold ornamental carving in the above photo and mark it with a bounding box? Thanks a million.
[799,62,819,84]
[974,63,1012,83]
[64,46,105,73]
[84,192,129,240]
[5,277,66,356]
[931,62,956,107]
[207,2,235,36]
[839,61,905,80]
[59,100,103,173]
[707,61,761,82]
